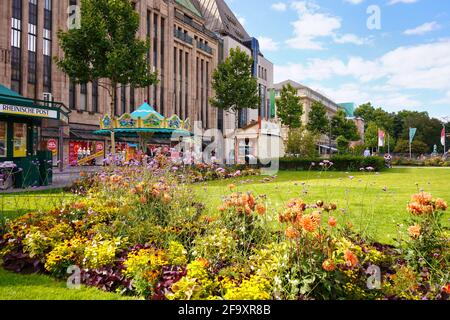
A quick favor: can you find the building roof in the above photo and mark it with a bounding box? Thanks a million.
[175,0,203,18]
[273,80,340,110]
[193,0,250,42]
[273,80,305,91]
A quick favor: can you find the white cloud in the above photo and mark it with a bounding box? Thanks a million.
[286,1,369,50]
[388,0,419,5]
[271,2,287,11]
[344,0,364,4]
[236,14,246,26]
[286,1,341,50]
[258,36,280,51]
[404,22,440,35]
[333,33,371,45]
[275,40,450,111]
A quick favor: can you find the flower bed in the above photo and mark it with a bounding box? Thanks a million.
[0,162,448,300]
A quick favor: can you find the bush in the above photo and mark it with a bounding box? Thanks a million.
[279,156,385,171]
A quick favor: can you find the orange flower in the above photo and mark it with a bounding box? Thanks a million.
[218,206,225,212]
[196,258,209,268]
[287,199,306,213]
[328,216,337,228]
[435,198,448,211]
[136,183,145,194]
[72,202,86,210]
[407,203,433,215]
[129,188,137,195]
[344,250,359,268]
[228,184,236,190]
[411,192,433,206]
[322,259,336,272]
[285,226,300,239]
[300,212,321,233]
[255,204,266,215]
[79,171,87,177]
[442,284,450,294]
[139,196,148,204]
[244,205,252,215]
[408,225,421,239]
[162,193,172,204]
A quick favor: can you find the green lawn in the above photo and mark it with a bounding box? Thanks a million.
[192,168,450,244]
[0,189,74,220]
[0,268,135,300]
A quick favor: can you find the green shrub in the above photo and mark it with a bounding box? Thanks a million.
[279,156,385,171]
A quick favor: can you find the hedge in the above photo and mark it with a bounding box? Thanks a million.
[278,156,386,172]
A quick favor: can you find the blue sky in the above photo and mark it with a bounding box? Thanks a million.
[226,0,450,118]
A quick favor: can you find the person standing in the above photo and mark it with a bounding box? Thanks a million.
[364,148,371,157]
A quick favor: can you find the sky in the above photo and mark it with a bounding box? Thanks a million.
[226,0,450,119]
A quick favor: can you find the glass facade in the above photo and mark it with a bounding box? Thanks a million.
[11,0,22,93]
[28,0,37,85]
[92,80,99,113]
[80,83,87,111]
[43,0,52,92]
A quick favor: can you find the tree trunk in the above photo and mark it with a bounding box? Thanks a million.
[110,82,117,156]
[234,109,239,165]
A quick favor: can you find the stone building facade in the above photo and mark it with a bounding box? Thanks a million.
[0,0,219,165]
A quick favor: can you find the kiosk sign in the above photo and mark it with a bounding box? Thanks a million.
[0,104,58,119]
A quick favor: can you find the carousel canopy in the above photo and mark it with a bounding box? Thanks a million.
[93,101,192,140]
[130,102,164,121]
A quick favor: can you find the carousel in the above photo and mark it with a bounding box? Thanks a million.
[94,101,192,158]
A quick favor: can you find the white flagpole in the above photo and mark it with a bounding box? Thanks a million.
[410,128,413,160]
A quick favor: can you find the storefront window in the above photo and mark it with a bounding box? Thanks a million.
[13,123,27,157]
[32,126,40,155]
[0,122,7,157]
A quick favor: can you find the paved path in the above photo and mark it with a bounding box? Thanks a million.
[1,166,103,194]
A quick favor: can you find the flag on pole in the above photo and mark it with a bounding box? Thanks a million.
[409,128,417,144]
[441,128,446,146]
[378,129,385,147]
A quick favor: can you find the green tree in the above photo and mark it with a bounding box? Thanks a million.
[364,121,379,151]
[398,111,443,153]
[336,135,350,154]
[394,139,429,155]
[276,83,303,129]
[355,102,394,133]
[56,0,158,154]
[286,127,318,158]
[210,47,259,130]
[330,109,359,141]
[307,101,329,135]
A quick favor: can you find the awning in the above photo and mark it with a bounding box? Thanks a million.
[0,84,70,121]
[71,130,106,141]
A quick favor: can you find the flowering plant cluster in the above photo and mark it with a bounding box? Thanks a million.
[0,166,448,300]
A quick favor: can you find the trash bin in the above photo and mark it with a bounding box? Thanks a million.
[13,157,41,188]
[38,151,53,186]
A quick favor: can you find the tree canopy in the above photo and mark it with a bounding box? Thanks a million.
[276,83,304,129]
[307,101,329,135]
[210,47,259,116]
[355,103,445,153]
[56,0,158,114]
[330,109,359,141]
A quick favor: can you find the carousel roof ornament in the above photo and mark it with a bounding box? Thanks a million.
[94,101,192,139]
